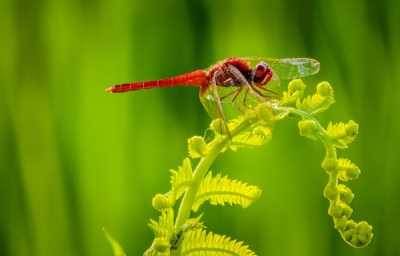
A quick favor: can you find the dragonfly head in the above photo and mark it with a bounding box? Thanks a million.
[252,61,273,86]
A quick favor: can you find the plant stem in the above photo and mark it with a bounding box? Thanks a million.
[174,118,255,231]
[275,106,337,163]
[276,106,326,133]
[175,106,323,231]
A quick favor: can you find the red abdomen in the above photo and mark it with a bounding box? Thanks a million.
[106,70,207,93]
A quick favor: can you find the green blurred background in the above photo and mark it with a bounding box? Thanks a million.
[1,0,399,255]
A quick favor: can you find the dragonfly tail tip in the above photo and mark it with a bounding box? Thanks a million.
[105,87,114,93]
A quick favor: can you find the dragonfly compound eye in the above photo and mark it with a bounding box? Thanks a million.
[253,62,272,85]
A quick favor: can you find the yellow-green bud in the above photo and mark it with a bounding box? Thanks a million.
[335,216,348,230]
[298,119,318,140]
[210,119,228,135]
[341,228,356,241]
[346,220,357,230]
[339,185,354,204]
[341,204,353,218]
[316,81,332,97]
[343,221,373,248]
[188,136,208,159]
[153,237,171,252]
[288,79,306,94]
[252,126,272,139]
[358,221,373,233]
[322,157,338,171]
[324,184,339,200]
[255,102,275,122]
[152,193,174,211]
[345,120,358,138]
[346,165,361,179]
[328,203,343,217]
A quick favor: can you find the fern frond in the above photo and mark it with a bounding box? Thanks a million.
[210,116,243,136]
[337,184,354,204]
[146,209,175,256]
[326,120,358,149]
[154,158,194,211]
[143,242,170,256]
[103,228,126,256]
[188,136,209,159]
[171,214,206,250]
[339,221,373,248]
[152,192,175,211]
[192,172,262,212]
[180,229,255,256]
[337,158,361,181]
[170,158,193,200]
[298,119,319,140]
[210,110,258,137]
[279,79,306,106]
[180,213,206,232]
[296,81,335,115]
[229,126,271,151]
[148,209,175,239]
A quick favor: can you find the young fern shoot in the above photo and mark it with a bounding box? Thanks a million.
[105,79,373,256]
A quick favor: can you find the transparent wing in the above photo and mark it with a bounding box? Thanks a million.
[240,57,320,80]
[201,86,261,120]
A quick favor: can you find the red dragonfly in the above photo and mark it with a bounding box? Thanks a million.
[106,57,320,123]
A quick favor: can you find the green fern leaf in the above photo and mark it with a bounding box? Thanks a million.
[229,126,271,151]
[170,158,193,200]
[211,110,258,136]
[146,209,175,256]
[103,228,126,256]
[180,229,256,256]
[326,121,358,149]
[337,158,361,181]
[192,172,262,212]
[296,81,335,115]
[143,244,170,256]
[171,214,205,250]
[188,136,209,159]
[148,209,175,239]
[279,79,306,106]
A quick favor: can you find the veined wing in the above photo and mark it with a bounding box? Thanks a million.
[240,57,320,80]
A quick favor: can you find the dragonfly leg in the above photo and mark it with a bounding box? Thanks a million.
[211,73,232,138]
[229,86,245,114]
[242,88,250,108]
[220,86,241,101]
[219,86,245,114]
[256,85,281,98]
[242,82,266,102]
[241,88,261,113]
[257,86,278,94]
[250,83,282,101]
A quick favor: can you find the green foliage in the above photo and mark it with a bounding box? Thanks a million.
[144,209,175,256]
[295,81,335,115]
[180,229,255,256]
[337,158,361,181]
[103,228,126,256]
[169,159,194,201]
[192,171,262,212]
[106,79,373,255]
[279,79,306,106]
[326,121,358,149]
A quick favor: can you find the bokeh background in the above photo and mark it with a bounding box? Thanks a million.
[1,0,399,255]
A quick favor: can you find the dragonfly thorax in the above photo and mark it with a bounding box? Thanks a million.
[208,58,273,88]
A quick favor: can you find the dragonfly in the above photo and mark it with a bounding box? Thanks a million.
[106,57,320,126]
